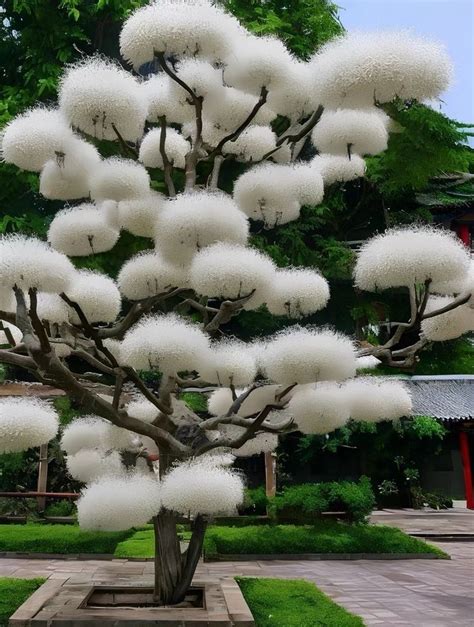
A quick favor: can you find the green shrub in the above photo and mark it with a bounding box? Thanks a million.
[44,500,76,517]
[204,522,447,557]
[272,477,375,523]
[0,524,134,554]
[239,486,269,515]
[237,577,364,627]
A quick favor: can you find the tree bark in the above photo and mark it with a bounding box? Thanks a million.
[153,450,208,605]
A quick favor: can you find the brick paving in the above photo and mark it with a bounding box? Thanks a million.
[1,541,473,626]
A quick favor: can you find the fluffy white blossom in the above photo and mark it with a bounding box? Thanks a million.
[47,204,120,256]
[61,416,112,455]
[198,340,257,386]
[65,270,121,324]
[356,355,381,370]
[430,259,474,296]
[310,31,453,108]
[121,313,209,373]
[1,107,74,172]
[225,35,293,94]
[354,227,471,292]
[139,127,190,170]
[291,164,325,206]
[160,456,244,516]
[120,0,242,67]
[233,164,302,227]
[311,109,389,156]
[127,399,159,423]
[343,378,412,422]
[169,58,224,102]
[90,158,150,202]
[207,384,290,418]
[0,398,59,453]
[205,87,276,131]
[140,74,193,125]
[0,234,74,293]
[36,293,70,324]
[58,57,146,142]
[223,126,277,162]
[190,242,275,308]
[102,339,123,365]
[311,154,366,185]
[39,137,101,200]
[263,268,329,318]
[66,449,124,483]
[288,383,351,434]
[267,61,317,121]
[155,192,249,263]
[118,251,189,300]
[0,321,22,345]
[262,327,357,384]
[421,296,474,341]
[118,192,165,238]
[78,474,161,531]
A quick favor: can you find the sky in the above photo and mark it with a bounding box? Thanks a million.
[340,0,474,125]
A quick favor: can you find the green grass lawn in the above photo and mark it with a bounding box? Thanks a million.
[204,522,447,558]
[237,577,364,627]
[0,578,46,626]
[0,524,134,555]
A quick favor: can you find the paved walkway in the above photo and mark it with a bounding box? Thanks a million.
[1,542,473,626]
[370,507,474,536]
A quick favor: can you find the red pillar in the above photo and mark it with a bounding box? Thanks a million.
[456,224,470,247]
[459,431,474,509]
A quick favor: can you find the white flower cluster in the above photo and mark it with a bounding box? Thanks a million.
[421,296,474,341]
[310,31,452,108]
[198,339,257,387]
[354,227,471,292]
[118,251,188,300]
[160,455,244,516]
[77,474,161,531]
[0,398,59,453]
[0,235,75,293]
[261,327,357,384]
[66,449,124,484]
[65,270,121,324]
[121,313,210,373]
[0,321,22,345]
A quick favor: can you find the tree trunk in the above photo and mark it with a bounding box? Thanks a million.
[153,449,208,605]
[153,510,208,605]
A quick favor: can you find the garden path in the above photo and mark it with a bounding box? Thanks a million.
[0,541,473,626]
[370,507,474,536]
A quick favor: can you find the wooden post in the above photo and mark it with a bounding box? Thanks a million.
[36,443,49,513]
[264,452,276,499]
[459,431,474,510]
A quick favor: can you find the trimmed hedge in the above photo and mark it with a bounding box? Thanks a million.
[0,524,134,554]
[271,477,375,523]
[204,522,447,557]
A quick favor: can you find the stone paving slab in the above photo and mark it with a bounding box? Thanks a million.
[370,508,474,536]
[2,542,474,625]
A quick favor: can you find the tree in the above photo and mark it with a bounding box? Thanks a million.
[0,0,472,606]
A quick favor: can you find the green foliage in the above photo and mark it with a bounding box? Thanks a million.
[53,396,83,426]
[0,523,134,554]
[0,577,46,626]
[180,392,208,413]
[204,522,447,557]
[223,0,343,58]
[272,477,375,523]
[237,577,364,627]
[44,500,76,517]
[239,486,269,515]
[367,102,473,204]
[396,415,446,440]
